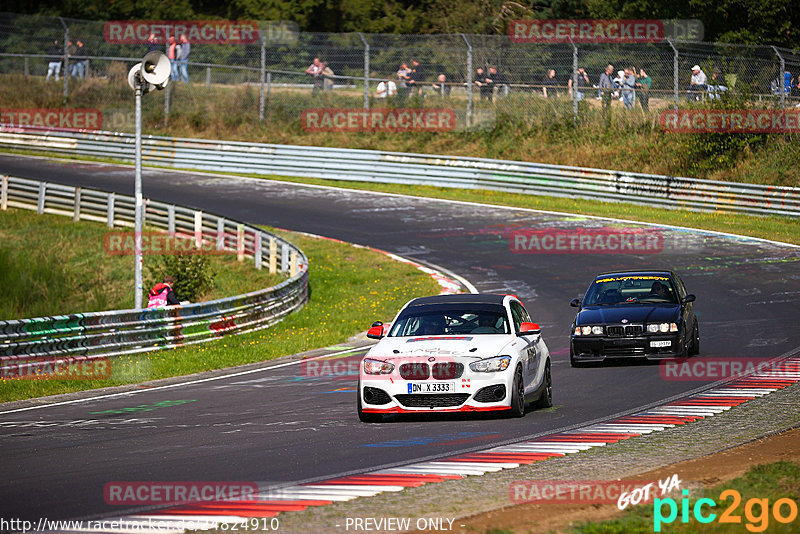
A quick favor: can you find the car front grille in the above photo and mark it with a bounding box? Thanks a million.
[474,384,506,403]
[607,325,643,337]
[399,362,430,380]
[431,362,464,380]
[363,386,391,405]
[604,346,646,356]
[394,394,470,408]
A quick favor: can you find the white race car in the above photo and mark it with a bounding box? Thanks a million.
[358,294,552,422]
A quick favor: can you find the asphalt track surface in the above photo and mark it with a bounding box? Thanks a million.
[2,154,800,524]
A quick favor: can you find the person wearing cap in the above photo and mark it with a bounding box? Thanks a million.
[688,65,707,101]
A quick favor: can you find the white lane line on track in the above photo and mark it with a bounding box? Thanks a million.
[0,345,374,416]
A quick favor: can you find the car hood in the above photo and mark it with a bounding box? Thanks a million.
[576,305,679,325]
[366,335,517,361]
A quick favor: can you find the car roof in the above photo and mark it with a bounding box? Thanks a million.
[405,294,508,307]
[594,270,676,280]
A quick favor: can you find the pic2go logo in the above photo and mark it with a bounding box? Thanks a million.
[654,489,798,532]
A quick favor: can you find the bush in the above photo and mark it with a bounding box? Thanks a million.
[145,255,215,303]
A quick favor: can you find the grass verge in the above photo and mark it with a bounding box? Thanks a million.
[0,208,284,319]
[570,460,800,533]
[0,227,441,403]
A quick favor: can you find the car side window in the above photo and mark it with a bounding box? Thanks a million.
[509,301,526,331]
[674,276,687,298]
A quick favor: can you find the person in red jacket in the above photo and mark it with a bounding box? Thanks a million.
[148,275,180,308]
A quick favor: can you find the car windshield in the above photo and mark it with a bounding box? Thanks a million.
[388,304,510,336]
[583,275,678,305]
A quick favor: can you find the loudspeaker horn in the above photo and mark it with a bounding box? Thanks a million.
[141,51,171,89]
[127,63,153,94]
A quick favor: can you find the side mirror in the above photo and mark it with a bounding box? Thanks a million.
[367,321,384,339]
[519,322,541,336]
[682,294,696,304]
[570,298,581,308]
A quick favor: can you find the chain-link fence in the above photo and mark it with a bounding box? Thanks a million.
[1,12,798,134]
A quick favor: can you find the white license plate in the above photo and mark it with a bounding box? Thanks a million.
[650,340,672,348]
[407,382,455,393]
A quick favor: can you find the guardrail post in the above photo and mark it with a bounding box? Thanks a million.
[254,232,262,270]
[462,34,472,128]
[237,223,245,262]
[290,251,298,277]
[168,205,176,236]
[359,33,370,110]
[37,182,46,214]
[1,175,7,211]
[259,34,266,122]
[194,211,203,248]
[667,39,679,111]
[206,67,211,90]
[269,238,277,274]
[281,243,289,273]
[772,46,786,108]
[73,187,81,221]
[107,192,115,227]
[217,217,225,250]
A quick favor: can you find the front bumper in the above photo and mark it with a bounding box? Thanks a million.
[571,333,684,361]
[359,375,513,413]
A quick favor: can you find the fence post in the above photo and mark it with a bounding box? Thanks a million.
[267,72,272,109]
[461,34,472,128]
[206,67,211,90]
[216,217,225,250]
[59,17,69,101]
[237,223,245,262]
[73,187,81,221]
[107,192,115,227]
[1,175,7,211]
[37,182,46,214]
[359,33,370,110]
[772,46,785,108]
[164,79,170,119]
[24,57,29,78]
[269,238,277,273]
[254,232,262,270]
[281,243,289,273]
[194,210,203,248]
[667,39,679,110]
[290,251,298,277]
[259,34,266,121]
[571,40,578,125]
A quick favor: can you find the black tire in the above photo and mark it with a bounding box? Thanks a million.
[508,366,525,418]
[534,362,553,409]
[689,321,700,356]
[357,387,382,423]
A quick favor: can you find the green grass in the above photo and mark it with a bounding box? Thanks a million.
[0,227,441,402]
[571,461,800,533]
[0,208,284,319]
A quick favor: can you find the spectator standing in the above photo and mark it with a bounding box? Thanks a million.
[688,65,707,101]
[177,35,190,83]
[321,62,334,91]
[636,68,652,112]
[431,73,450,97]
[66,40,75,77]
[305,57,323,93]
[542,69,558,98]
[474,67,493,101]
[408,59,424,96]
[567,67,589,101]
[71,40,87,79]
[489,66,509,97]
[396,62,411,101]
[376,76,397,98]
[146,33,160,53]
[167,36,179,81]
[598,64,614,111]
[622,68,636,109]
[45,40,62,82]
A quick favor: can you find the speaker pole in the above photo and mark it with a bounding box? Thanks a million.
[134,81,144,310]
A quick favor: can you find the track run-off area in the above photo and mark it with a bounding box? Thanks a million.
[1,153,799,530]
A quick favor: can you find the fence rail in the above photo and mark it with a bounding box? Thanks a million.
[0,127,798,217]
[0,174,309,374]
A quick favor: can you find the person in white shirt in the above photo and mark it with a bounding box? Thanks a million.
[376,77,396,98]
[688,65,707,101]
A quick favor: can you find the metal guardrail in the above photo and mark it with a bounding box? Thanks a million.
[0,127,798,217]
[0,175,309,374]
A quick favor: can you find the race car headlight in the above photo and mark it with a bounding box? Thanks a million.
[648,322,679,333]
[574,326,581,336]
[363,358,394,375]
[469,355,511,373]
[581,326,592,335]
[647,324,659,333]
[575,325,602,336]
[591,325,604,335]
[670,322,679,332]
